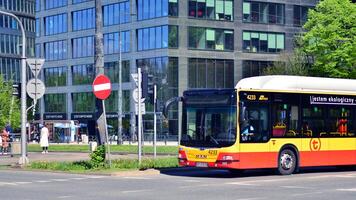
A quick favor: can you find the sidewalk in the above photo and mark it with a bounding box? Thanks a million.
[0,152,160,166]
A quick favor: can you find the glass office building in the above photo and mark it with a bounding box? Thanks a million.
[35,0,317,140]
[0,0,36,83]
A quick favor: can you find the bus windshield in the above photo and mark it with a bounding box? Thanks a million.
[181,90,237,148]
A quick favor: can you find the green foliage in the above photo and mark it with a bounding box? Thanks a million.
[89,145,106,168]
[0,76,20,129]
[301,0,356,78]
[263,50,309,76]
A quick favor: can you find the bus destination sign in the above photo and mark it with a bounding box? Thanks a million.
[310,95,356,106]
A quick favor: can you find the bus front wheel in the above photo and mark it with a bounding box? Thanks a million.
[278,149,297,175]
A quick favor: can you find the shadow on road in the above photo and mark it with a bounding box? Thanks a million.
[159,166,356,179]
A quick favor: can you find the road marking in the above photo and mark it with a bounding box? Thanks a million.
[280,186,308,189]
[227,182,259,186]
[336,188,356,192]
[183,180,201,183]
[292,192,323,197]
[0,182,17,186]
[121,189,153,194]
[35,180,52,183]
[235,198,266,200]
[88,176,105,179]
[14,182,32,185]
[69,177,86,180]
[51,179,69,182]
[58,196,73,199]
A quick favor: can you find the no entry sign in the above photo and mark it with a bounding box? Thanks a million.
[92,74,112,100]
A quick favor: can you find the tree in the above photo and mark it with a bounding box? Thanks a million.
[0,76,20,129]
[263,49,309,76]
[301,0,356,78]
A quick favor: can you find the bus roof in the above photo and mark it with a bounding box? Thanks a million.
[235,75,356,94]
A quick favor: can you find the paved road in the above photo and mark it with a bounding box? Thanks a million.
[0,168,355,200]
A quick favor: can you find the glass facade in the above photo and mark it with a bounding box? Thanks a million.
[105,91,130,113]
[243,1,284,24]
[242,60,273,78]
[188,27,233,51]
[72,8,95,31]
[72,36,94,58]
[45,13,67,35]
[0,0,35,14]
[44,93,66,113]
[44,67,67,87]
[0,57,20,82]
[188,58,234,88]
[104,31,130,54]
[137,25,178,51]
[137,0,178,21]
[73,0,92,4]
[44,40,67,61]
[243,31,284,53]
[293,5,311,26]
[188,0,233,21]
[103,1,130,26]
[72,64,94,85]
[36,18,40,37]
[104,61,130,83]
[72,92,95,112]
[45,0,67,10]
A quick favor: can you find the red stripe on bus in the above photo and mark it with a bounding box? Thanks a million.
[299,150,356,167]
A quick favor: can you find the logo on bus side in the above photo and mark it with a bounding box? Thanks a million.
[309,138,321,151]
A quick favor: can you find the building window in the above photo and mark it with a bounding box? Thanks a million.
[45,13,67,35]
[72,36,94,58]
[104,61,130,83]
[137,0,178,21]
[0,57,20,82]
[104,91,130,112]
[137,25,178,51]
[104,31,130,54]
[72,92,95,112]
[103,1,130,26]
[242,60,273,78]
[188,58,234,88]
[72,8,95,31]
[45,0,67,10]
[72,64,94,85]
[44,93,66,113]
[293,5,311,26]
[189,0,233,21]
[243,31,284,53]
[188,27,233,51]
[44,66,67,87]
[36,18,40,37]
[73,0,92,4]
[243,1,284,24]
[36,0,41,12]
[35,44,41,58]
[44,40,67,61]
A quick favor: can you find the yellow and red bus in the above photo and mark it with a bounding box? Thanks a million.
[174,76,356,175]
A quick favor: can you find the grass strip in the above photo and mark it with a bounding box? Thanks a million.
[28,144,178,154]
[28,157,178,173]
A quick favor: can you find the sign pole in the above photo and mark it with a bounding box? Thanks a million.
[153,84,157,159]
[102,100,112,168]
[138,68,142,165]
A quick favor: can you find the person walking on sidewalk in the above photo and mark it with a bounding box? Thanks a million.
[1,128,9,155]
[40,124,49,154]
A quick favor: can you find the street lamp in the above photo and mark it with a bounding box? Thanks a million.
[0,9,28,164]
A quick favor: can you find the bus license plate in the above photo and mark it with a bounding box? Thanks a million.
[196,162,208,167]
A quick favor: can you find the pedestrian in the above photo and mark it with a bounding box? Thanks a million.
[40,124,49,154]
[1,128,9,155]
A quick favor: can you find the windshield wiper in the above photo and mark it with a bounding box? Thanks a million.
[208,136,219,145]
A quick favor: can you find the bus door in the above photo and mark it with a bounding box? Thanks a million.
[300,106,329,166]
[239,102,272,169]
[326,107,356,165]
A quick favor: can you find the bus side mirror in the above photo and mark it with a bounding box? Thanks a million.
[163,96,183,118]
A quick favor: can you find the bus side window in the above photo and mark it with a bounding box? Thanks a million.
[272,104,299,138]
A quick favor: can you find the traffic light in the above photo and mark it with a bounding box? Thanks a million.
[141,73,154,100]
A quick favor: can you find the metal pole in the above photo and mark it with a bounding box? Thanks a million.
[138,68,142,164]
[0,10,29,165]
[153,85,157,159]
[102,100,112,168]
[118,32,123,145]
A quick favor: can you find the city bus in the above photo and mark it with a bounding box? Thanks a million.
[170,76,356,175]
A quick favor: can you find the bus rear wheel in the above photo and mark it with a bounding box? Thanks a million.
[278,149,297,175]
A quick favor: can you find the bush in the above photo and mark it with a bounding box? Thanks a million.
[89,145,106,168]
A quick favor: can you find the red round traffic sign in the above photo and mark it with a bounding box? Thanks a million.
[92,74,112,100]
